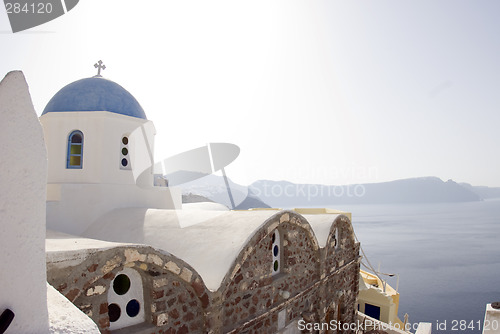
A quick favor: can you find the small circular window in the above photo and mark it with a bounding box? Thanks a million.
[122,137,128,145]
[113,274,131,295]
[122,147,128,156]
[108,303,121,322]
[121,158,128,167]
[126,299,141,317]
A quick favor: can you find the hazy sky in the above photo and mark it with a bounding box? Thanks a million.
[1,1,499,186]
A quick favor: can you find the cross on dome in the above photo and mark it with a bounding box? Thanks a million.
[94,60,106,77]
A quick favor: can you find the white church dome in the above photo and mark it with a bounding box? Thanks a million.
[42,77,147,119]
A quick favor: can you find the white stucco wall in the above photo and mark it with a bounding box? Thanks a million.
[41,110,181,235]
[483,304,500,334]
[40,111,155,186]
[47,284,100,334]
[0,71,49,333]
[358,287,397,325]
[47,183,181,235]
[415,322,433,334]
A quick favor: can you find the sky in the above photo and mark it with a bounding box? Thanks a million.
[1,0,500,187]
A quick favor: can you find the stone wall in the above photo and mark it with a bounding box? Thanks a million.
[324,215,359,274]
[220,213,321,333]
[47,246,210,334]
[47,212,360,334]
[320,215,361,333]
[218,212,360,334]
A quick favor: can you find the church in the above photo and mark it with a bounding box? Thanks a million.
[0,65,361,334]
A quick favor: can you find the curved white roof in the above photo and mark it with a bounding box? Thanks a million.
[82,208,342,291]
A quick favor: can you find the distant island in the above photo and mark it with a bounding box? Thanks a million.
[180,174,500,209]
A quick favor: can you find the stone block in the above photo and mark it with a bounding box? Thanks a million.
[165,261,181,275]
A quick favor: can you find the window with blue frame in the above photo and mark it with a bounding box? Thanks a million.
[67,130,83,169]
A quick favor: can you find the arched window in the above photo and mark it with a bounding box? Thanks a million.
[271,230,281,276]
[67,130,83,169]
[108,268,145,330]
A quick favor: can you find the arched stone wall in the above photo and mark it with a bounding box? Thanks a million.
[47,211,361,334]
[47,246,210,334]
[324,215,359,273]
[220,211,321,333]
[318,215,360,333]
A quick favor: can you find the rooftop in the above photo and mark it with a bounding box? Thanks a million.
[80,208,344,291]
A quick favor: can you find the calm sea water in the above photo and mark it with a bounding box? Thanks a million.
[336,199,500,333]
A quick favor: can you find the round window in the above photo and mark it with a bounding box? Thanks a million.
[126,299,141,317]
[113,274,131,295]
[108,303,121,322]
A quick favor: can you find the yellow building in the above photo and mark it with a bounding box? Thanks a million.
[358,270,404,328]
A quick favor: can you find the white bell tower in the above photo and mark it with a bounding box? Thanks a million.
[40,64,181,235]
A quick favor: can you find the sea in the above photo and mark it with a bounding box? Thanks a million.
[332,199,500,334]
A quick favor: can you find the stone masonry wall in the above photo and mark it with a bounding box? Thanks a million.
[324,215,359,275]
[218,212,360,334]
[320,214,361,332]
[47,246,210,334]
[220,213,320,333]
[47,212,360,334]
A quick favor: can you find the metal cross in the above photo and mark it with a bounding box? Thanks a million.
[94,60,106,77]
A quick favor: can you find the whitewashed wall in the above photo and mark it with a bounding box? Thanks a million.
[0,71,49,333]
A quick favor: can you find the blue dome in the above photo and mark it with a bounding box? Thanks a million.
[42,77,147,119]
